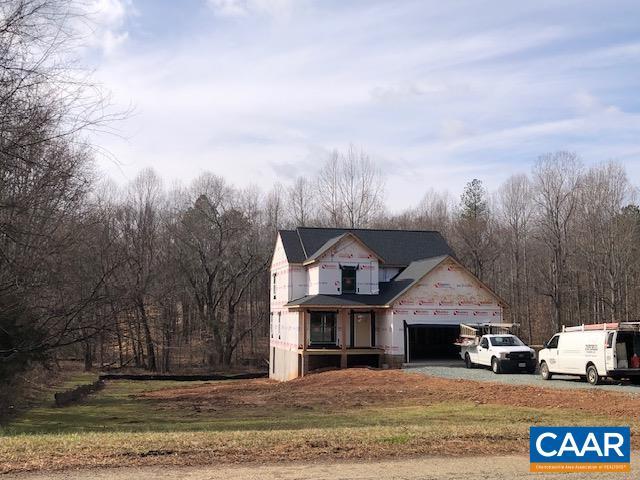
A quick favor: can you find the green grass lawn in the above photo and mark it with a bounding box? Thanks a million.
[1,379,620,436]
[1,376,636,474]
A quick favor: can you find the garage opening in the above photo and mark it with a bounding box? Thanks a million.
[407,324,460,361]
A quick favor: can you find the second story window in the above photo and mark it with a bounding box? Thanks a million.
[341,265,357,294]
[272,273,277,300]
[270,312,273,338]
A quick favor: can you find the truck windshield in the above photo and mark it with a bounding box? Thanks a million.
[490,336,523,347]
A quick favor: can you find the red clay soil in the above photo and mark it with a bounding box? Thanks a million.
[140,368,640,419]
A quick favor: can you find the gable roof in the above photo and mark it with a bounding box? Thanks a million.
[286,255,449,307]
[278,227,453,266]
[285,254,509,308]
[303,232,384,265]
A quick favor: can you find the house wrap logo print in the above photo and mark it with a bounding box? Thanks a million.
[530,427,630,473]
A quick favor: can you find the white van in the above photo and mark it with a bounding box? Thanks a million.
[538,323,640,385]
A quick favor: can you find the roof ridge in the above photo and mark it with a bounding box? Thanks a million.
[295,226,441,233]
[409,254,450,263]
[296,228,308,258]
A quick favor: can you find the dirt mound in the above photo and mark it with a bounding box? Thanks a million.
[139,368,640,419]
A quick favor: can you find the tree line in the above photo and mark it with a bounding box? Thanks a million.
[278,150,640,345]
[2,1,640,403]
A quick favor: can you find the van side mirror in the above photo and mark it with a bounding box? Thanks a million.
[543,341,548,349]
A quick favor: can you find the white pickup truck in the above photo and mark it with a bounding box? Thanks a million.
[460,334,536,374]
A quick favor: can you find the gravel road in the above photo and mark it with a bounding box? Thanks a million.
[7,456,637,480]
[406,361,640,393]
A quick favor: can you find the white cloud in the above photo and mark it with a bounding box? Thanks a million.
[91,1,640,210]
[207,0,295,18]
[83,0,132,55]
[572,90,621,115]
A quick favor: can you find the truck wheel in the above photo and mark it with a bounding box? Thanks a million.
[491,357,502,374]
[586,365,600,385]
[540,361,552,380]
[630,377,640,385]
[464,353,474,369]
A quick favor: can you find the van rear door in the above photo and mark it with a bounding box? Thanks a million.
[605,331,616,371]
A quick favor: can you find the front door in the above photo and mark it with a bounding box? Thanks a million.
[353,312,371,348]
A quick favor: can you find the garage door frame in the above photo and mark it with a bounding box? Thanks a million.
[404,322,461,363]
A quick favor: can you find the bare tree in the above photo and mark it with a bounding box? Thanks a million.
[117,169,165,371]
[576,162,636,323]
[415,189,453,233]
[287,176,315,227]
[317,151,344,227]
[498,174,533,340]
[265,182,286,231]
[532,152,582,333]
[318,146,384,228]
[170,174,270,367]
[0,0,121,384]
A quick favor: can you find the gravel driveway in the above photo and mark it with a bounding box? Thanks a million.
[406,360,640,394]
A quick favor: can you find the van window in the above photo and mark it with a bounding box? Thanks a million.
[606,332,615,348]
[547,335,559,349]
[480,338,489,348]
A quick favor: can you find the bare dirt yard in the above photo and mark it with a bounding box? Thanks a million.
[141,368,640,420]
[1,369,638,475]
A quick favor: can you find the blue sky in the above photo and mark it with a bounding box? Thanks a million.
[86,0,640,210]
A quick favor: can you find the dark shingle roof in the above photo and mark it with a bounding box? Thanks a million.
[285,255,449,307]
[279,229,306,262]
[278,227,453,265]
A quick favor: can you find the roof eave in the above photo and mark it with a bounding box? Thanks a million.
[286,304,391,309]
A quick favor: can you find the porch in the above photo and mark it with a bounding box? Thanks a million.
[296,308,386,375]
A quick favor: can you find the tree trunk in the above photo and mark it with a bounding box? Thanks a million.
[138,301,157,371]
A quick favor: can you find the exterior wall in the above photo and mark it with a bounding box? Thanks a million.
[306,265,325,295]
[290,264,307,300]
[269,308,301,381]
[390,258,504,358]
[270,235,302,381]
[269,347,299,382]
[271,235,307,302]
[311,236,380,295]
[270,236,290,302]
[374,309,403,367]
